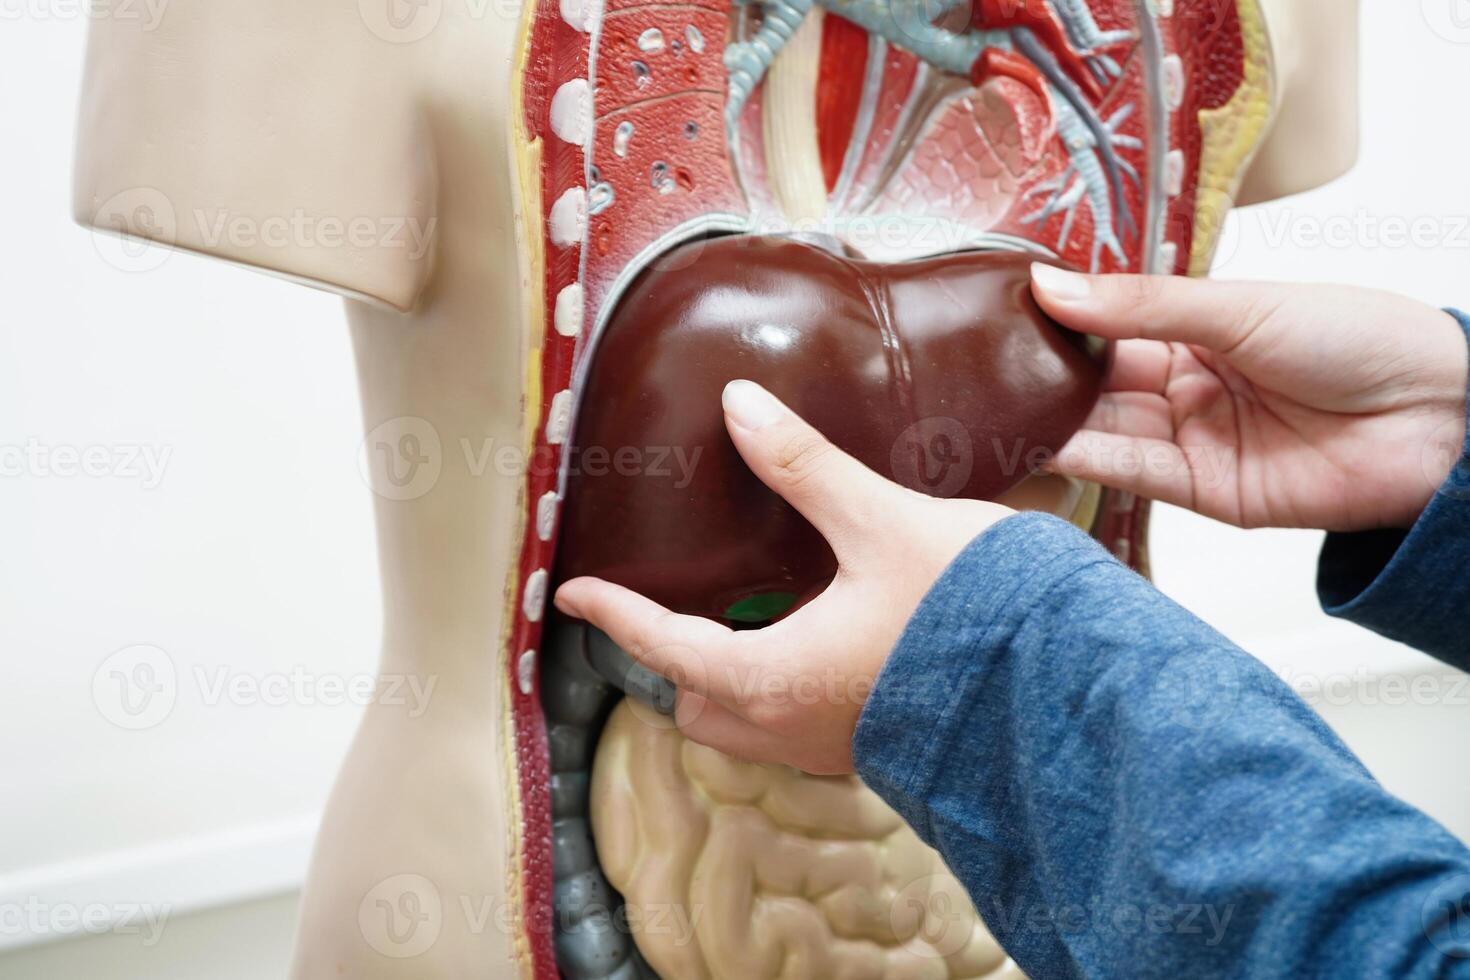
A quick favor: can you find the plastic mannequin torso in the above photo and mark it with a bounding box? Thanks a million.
[72,1,1359,976]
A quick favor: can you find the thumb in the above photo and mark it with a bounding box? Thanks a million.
[721,380,900,560]
[1029,263,1282,354]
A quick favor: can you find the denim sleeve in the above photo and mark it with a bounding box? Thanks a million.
[853,512,1470,979]
[1316,309,1470,672]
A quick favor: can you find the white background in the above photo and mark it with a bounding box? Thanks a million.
[2,3,1469,976]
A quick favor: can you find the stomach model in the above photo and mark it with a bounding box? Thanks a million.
[506,0,1272,976]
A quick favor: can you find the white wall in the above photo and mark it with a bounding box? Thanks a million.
[2,4,1468,976]
[0,6,381,970]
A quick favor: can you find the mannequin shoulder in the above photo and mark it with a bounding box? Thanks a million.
[1237,0,1360,205]
[72,0,438,311]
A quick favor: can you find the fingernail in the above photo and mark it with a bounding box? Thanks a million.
[1030,262,1091,302]
[722,380,785,430]
[552,583,581,617]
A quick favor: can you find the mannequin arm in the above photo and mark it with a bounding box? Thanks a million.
[72,5,438,311]
[1237,0,1360,205]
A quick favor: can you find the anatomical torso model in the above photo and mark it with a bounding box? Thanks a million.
[73,0,1358,976]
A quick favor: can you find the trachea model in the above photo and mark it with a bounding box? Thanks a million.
[512,1,1267,976]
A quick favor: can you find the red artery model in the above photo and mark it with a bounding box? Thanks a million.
[970,0,1105,101]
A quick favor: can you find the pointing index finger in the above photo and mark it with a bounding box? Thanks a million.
[554,577,743,703]
[721,380,898,563]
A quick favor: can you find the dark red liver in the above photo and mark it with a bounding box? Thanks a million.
[555,236,1107,623]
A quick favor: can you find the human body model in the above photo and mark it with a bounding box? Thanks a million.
[73,1,1359,975]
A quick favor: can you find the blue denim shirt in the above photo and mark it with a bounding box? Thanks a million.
[852,311,1470,978]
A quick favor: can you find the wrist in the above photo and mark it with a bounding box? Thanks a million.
[1408,309,1470,521]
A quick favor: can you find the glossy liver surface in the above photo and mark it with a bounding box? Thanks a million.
[556,236,1107,622]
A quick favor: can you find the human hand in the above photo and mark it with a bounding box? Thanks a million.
[553,380,1013,775]
[1030,266,1469,530]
